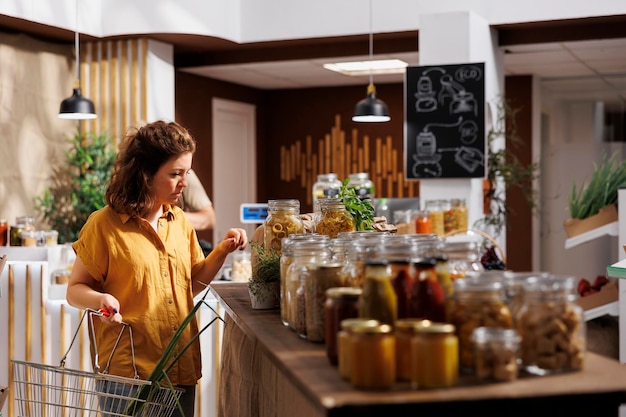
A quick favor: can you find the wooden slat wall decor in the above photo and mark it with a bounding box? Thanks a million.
[79,39,149,147]
[279,115,419,207]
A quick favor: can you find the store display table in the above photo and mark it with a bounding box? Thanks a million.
[210,282,626,417]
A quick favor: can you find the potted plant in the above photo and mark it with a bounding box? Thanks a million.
[34,130,116,243]
[247,241,281,309]
[564,152,626,238]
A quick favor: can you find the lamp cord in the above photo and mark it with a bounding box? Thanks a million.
[74,0,80,86]
[368,0,373,87]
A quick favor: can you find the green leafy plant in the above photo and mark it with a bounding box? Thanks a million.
[474,100,539,238]
[338,179,375,231]
[34,130,115,243]
[248,241,281,303]
[568,152,626,220]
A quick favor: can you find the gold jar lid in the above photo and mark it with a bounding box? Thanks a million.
[340,318,379,331]
[326,287,363,299]
[395,318,431,333]
[351,323,393,335]
[415,321,456,334]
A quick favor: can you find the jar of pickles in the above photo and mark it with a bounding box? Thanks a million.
[516,275,585,375]
[450,278,513,372]
[411,322,458,389]
[349,323,395,390]
[324,287,362,365]
[358,260,397,326]
[264,199,304,255]
[314,198,356,239]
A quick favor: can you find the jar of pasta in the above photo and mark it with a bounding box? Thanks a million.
[424,200,444,236]
[450,278,513,373]
[516,275,585,375]
[285,239,332,333]
[350,323,395,390]
[264,199,304,255]
[451,198,468,232]
[314,198,356,239]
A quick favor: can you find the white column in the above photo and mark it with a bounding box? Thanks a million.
[418,11,505,247]
[146,39,175,122]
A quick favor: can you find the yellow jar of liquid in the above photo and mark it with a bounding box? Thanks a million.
[411,321,458,389]
[395,319,429,381]
[338,318,379,380]
[350,323,395,390]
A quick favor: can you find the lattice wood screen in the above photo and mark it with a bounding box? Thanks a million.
[280,115,420,207]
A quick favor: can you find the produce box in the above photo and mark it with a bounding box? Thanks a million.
[577,280,618,311]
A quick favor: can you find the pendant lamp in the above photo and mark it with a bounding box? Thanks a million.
[58,0,96,120]
[352,0,390,123]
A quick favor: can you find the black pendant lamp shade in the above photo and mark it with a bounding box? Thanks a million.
[352,83,390,122]
[58,87,97,120]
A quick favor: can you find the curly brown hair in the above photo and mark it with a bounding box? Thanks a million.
[106,120,196,217]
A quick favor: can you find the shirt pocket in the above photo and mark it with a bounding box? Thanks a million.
[173,247,191,290]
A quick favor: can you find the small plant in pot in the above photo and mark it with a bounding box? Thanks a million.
[248,241,281,309]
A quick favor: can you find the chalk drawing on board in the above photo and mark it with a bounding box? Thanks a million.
[411,117,463,178]
[414,67,445,112]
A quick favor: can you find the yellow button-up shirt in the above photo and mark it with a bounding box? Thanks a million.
[72,204,206,385]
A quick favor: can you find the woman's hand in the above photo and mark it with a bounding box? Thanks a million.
[219,228,248,253]
[98,293,123,324]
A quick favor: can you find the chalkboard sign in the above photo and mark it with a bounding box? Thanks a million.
[404,63,485,179]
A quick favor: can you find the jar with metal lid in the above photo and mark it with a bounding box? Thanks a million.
[263,199,304,255]
[314,198,356,239]
[516,275,585,375]
[338,318,380,380]
[443,237,484,279]
[286,239,332,332]
[280,234,327,327]
[450,278,513,372]
[342,234,386,288]
[411,321,458,389]
[16,216,36,231]
[347,172,374,200]
[395,318,429,381]
[424,200,444,236]
[358,260,397,326]
[324,286,362,365]
[10,224,27,246]
[0,219,7,246]
[502,271,548,324]
[312,173,342,204]
[329,236,352,264]
[409,257,445,322]
[304,263,344,343]
[349,323,395,390]
[471,327,521,382]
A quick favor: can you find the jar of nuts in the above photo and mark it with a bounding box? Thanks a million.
[516,275,585,375]
[450,278,513,373]
[471,326,521,382]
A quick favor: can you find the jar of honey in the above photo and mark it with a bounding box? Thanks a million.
[338,318,379,380]
[411,321,458,389]
[395,318,429,381]
[350,323,395,390]
[324,287,362,365]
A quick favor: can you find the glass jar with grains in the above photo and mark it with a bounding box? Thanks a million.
[314,198,356,239]
[264,199,304,255]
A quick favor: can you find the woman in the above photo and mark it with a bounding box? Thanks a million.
[66,120,247,417]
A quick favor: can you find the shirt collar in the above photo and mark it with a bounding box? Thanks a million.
[117,204,176,224]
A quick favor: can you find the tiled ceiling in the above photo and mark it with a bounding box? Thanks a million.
[181,38,626,104]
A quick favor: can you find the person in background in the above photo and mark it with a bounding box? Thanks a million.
[65,120,248,417]
[182,169,216,231]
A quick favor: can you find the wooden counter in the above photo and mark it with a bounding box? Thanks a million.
[210,281,626,417]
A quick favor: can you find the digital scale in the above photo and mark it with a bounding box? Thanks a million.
[239,203,269,224]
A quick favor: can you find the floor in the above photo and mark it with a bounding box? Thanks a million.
[587,315,620,360]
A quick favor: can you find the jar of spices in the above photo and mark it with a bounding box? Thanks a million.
[324,286,362,365]
[409,257,446,322]
[264,199,304,255]
[314,198,356,239]
[0,219,7,246]
[411,321,459,389]
[516,275,585,375]
[471,327,521,382]
[415,210,433,234]
[359,260,397,326]
[395,318,429,381]
[350,323,395,390]
[304,263,344,343]
[338,318,379,380]
[450,278,513,372]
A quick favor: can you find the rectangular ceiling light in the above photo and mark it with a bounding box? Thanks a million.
[323,59,408,76]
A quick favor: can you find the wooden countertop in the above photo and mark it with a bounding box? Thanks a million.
[210,281,626,416]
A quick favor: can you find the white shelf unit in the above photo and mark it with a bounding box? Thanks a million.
[564,221,619,249]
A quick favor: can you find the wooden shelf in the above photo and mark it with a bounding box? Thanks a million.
[564,221,619,249]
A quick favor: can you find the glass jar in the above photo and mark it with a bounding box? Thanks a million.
[434,255,455,322]
[502,271,548,324]
[395,318,429,382]
[314,198,356,239]
[312,173,342,204]
[443,238,484,279]
[516,276,585,375]
[285,239,332,332]
[10,224,27,246]
[43,230,59,246]
[20,230,38,247]
[451,198,468,231]
[471,327,521,382]
[349,323,395,390]
[347,172,374,200]
[409,257,445,322]
[264,199,304,255]
[324,287,362,365]
[441,199,456,234]
[415,210,433,234]
[411,322,458,389]
[16,216,36,231]
[0,219,7,246]
[304,263,344,343]
[450,278,513,372]
[358,260,397,326]
[338,318,380,381]
[342,234,386,288]
[393,210,416,234]
[424,200,444,236]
